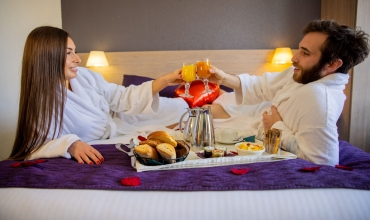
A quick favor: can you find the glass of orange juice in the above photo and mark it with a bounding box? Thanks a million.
[196,58,214,93]
[180,63,196,98]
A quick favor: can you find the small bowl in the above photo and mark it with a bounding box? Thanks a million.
[235,142,265,156]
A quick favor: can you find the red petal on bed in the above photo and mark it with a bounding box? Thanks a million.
[230,151,238,155]
[11,162,22,168]
[121,176,141,186]
[300,166,321,172]
[11,159,47,168]
[335,165,353,171]
[231,168,251,175]
[138,136,147,141]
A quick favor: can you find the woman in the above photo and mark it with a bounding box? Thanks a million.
[9,26,187,164]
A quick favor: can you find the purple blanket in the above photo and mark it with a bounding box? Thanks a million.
[1,141,369,191]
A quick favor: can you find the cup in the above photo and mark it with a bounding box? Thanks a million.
[217,128,238,143]
[196,58,211,78]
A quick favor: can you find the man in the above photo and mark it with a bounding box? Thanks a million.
[207,20,369,166]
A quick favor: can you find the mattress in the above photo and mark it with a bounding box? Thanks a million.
[1,188,369,220]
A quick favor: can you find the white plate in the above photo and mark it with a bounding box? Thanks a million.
[215,139,241,144]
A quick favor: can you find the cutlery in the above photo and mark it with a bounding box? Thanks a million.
[233,136,244,141]
[116,139,137,168]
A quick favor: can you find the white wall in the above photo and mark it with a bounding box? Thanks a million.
[0,0,62,160]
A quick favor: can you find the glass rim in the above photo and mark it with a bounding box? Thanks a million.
[197,58,210,62]
[183,63,195,66]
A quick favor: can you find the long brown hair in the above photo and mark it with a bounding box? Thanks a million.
[9,26,69,160]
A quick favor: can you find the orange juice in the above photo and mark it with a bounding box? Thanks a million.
[196,59,211,78]
[182,64,196,82]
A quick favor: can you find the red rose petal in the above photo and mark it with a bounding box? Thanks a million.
[230,151,238,155]
[12,159,47,168]
[335,165,353,171]
[301,166,321,172]
[121,176,141,186]
[11,162,22,168]
[231,168,251,175]
[138,136,147,141]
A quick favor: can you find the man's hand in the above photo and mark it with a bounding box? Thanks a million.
[208,66,227,85]
[68,140,104,164]
[262,105,282,129]
[208,66,241,90]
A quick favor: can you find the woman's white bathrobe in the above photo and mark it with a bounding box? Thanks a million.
[224,67,348,166]
[28,67,188,160]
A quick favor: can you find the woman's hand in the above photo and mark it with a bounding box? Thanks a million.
[262,105,282,129]
[152,69,184,95]
[165,68,184,86]
[68,140,104,164]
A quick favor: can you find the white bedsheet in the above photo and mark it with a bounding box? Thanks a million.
[1,188,369,220]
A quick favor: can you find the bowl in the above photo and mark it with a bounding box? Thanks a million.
[133,139,190,166]
[133,151,189,166]
[235,142,265,156]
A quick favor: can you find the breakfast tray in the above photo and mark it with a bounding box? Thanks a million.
[134,148,296,172]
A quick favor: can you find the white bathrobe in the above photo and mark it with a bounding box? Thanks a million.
[218,67,348,166]
[28,67,188,160]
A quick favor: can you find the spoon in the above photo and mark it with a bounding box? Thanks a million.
[233,136,244,141]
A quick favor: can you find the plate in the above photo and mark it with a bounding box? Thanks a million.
[215,139,241,144]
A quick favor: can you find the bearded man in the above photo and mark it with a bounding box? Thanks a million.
[206,19,369,166]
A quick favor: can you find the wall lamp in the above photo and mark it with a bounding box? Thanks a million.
[271,47,293,64]
[86,51,109,67]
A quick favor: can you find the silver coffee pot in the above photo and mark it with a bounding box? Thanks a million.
[179,106,215,152]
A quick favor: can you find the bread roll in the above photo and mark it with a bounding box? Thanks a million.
[147,131,177,147]
[134,144,159,160]
[156,143,176,163]
[175,140,190,158]
[139,139,163,147]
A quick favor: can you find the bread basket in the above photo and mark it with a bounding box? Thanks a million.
[133,150,189,166]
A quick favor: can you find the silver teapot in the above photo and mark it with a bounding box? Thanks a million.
[179,106,215,152]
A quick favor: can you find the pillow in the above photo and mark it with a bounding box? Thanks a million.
[174,80,220,108]
[122,75,178,98]
[219,85,233,93]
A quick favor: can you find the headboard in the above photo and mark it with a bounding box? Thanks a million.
[78,50,294,84]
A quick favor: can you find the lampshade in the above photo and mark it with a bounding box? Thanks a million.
[86,51,109,67]
[271,47,293,64]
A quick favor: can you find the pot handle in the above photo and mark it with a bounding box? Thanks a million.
[179,109,190,133]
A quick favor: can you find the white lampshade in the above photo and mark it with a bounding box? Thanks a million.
[271,47,293,64]
[86,51,109,67]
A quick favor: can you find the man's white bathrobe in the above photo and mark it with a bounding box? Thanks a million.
[217,67,348,166]
[28,67,188,160]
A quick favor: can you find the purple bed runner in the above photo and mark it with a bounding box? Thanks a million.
[0,140,369,191]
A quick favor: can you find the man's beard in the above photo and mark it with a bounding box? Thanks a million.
[292,61,324,84]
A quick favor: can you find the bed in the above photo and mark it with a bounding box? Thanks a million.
[1,50,369,220]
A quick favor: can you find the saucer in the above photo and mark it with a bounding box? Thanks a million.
[215,139,241,144]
